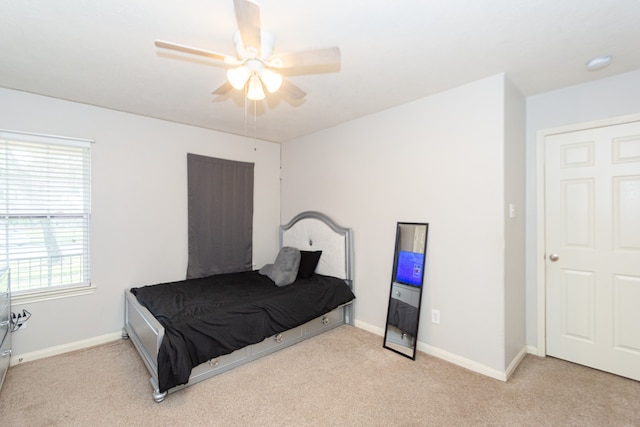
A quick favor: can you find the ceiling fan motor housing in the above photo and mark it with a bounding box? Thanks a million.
[233,30,275,61]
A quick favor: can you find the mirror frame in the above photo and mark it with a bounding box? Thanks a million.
[383,222,429,360]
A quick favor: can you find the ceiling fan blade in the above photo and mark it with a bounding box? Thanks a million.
[233,0,261,51]
[212,81,233,95]
[154,40,238,64]
[280,79,307,100]
[270,47,341,69]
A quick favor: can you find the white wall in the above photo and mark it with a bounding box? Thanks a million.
[0,88,281,356]
[3,66,635,373]
[282,74,518,374]
[525,70,640,348]
[503,77,527,365]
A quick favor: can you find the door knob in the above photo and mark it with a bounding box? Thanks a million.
[549,254,559,262]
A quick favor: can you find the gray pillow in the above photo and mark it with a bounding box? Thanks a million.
[259,247,301,287]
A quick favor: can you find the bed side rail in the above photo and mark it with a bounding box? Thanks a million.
[124,290,164,377]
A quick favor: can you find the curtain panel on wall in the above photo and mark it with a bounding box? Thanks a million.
[186,154,254,279]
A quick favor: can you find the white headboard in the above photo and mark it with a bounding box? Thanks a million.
[280,211,353,284]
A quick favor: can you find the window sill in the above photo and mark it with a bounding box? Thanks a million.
[11,285,96,305]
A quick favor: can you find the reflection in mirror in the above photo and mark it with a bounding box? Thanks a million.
[383,222,429,359]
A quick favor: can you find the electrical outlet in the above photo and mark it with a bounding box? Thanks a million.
[431,309,441,324]
[10,309,31,332]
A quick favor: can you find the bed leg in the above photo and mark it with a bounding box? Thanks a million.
[150,377,167,403]
[121,328,129,340]
[152,388,167,403]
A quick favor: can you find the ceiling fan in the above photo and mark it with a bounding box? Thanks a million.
[154,0,341,101]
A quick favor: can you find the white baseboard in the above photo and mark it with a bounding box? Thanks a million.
[354,322,528,382]
[417,342,510,381]
[354,319,385,337]
[526,345,539,356]
[9,331,123,366]
[9,323,535,380]
[505,346,528,380]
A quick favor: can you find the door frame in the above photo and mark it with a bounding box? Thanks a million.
[535,112,640,357]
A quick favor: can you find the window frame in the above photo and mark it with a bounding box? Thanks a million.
[1,129,95,303]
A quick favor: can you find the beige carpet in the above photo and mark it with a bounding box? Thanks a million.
[1,326,638,426]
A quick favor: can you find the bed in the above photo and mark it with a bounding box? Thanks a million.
[122,211,355,403]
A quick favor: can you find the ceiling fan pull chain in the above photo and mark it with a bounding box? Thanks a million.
[253,99,257,141]
[244,83,248,137]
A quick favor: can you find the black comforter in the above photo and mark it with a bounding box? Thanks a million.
[131,271,355,392]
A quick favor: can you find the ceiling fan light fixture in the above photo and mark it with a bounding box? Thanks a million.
[259,68,283,93]
[227,66,251,90]
[247,75,265,100]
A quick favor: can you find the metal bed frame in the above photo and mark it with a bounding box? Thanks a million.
[123,211,354,402]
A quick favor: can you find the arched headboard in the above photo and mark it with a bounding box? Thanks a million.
[280,211,353,288]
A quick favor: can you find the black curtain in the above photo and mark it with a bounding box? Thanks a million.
[186,154,254,279]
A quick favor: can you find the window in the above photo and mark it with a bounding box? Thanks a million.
[0,130,92,301]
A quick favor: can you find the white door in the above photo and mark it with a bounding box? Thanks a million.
[545,120,640,381]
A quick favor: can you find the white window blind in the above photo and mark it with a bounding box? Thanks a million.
[0,130,91,296]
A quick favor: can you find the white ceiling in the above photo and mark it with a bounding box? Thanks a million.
[2,0,640,143]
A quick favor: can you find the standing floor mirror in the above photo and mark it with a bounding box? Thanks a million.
[383,222,429,359]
